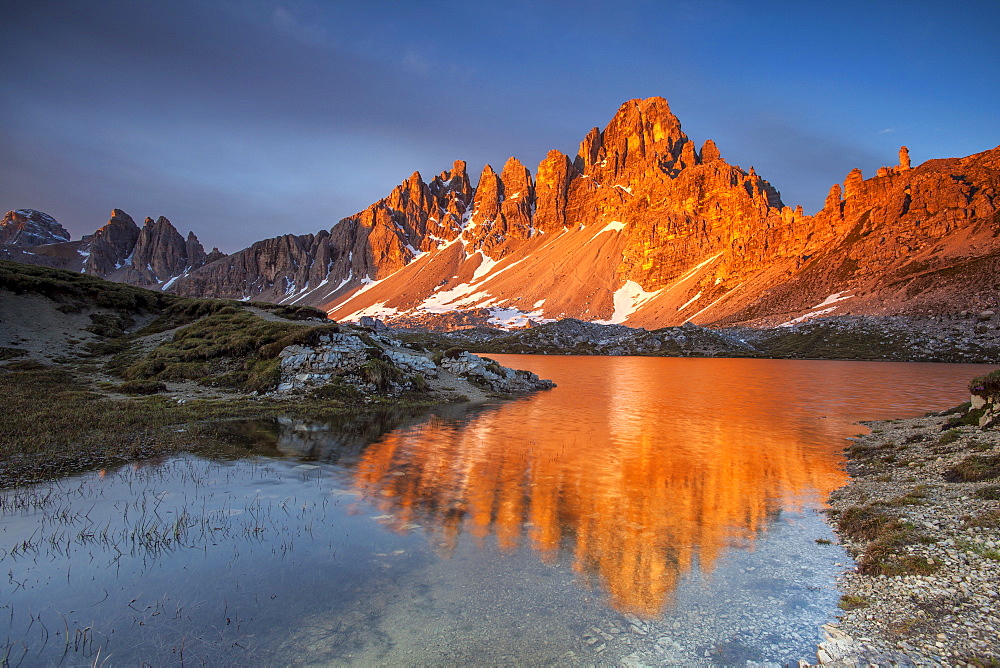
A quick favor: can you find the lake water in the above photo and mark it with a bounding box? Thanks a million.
[1,357,992,665]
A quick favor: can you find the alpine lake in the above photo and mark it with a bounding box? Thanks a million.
[1,356,992,665]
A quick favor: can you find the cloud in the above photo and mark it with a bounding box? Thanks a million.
[270,5,327,45]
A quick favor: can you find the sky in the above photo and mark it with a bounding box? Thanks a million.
[2,0,998,253]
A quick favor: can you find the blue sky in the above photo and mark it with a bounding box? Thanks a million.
[2,0,997,252]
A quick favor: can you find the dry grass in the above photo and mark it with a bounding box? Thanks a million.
[945,453,1000,482]
[835,504,938,576]
[838,594,870,611]
[973,485,1000,500]
[115,310,339,393]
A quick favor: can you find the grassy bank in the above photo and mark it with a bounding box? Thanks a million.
[1,358,447,488]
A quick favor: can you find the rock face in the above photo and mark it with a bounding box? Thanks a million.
[165,96,999,329]
[8,97,999,328]
[0,208,225,290]
[0,210,71,246]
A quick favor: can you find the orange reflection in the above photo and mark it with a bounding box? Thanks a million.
[354,356,850,617]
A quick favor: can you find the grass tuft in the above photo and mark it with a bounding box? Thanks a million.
[836,504,937,576]
[359,358,403,391]
[944,453,1000,483]
[938,429,962,445]
[117,380,168,395]
[0,346,27,360]
[973,485,1000,500]
[838,594,869,611]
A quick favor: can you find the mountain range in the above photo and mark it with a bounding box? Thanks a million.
[4,97,998,330]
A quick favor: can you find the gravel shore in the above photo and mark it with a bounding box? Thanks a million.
[818,406,1000,666]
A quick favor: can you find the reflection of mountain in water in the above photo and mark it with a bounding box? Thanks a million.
[207,401,507,464]
[351,357,849,617]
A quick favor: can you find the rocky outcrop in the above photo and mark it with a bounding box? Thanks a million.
[288,96,997,329]
[275,327,554,395]
[969,368,1000,428]
[0,210,71,246]
[436,350,555,393]
[83,209,141,275]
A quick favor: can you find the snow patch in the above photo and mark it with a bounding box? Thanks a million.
[778,307,839,328]
[533,298,546,308]
[776,292,855,327]
[812,292,854,309]
[595,281,662,325]
[471,251,500,281]
[678,291,702,311]
[487,307,552,328]
[599,221,626,233]
[348,302,400,320]
[160,273,185,291]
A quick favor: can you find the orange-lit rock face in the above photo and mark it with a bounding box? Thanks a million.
[354,356,848,617]
[161,95,1000,324]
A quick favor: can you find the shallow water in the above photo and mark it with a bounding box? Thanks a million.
[1,357,992,665]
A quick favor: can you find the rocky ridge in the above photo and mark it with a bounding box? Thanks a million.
[162,97,997,330]
[819,384,1000,666]
[0,208,224,290]
[6,97,998,330]
[391,310,1000,363]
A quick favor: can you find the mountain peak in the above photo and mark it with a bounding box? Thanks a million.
[0,209,71,246]
[576,96,687,183]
